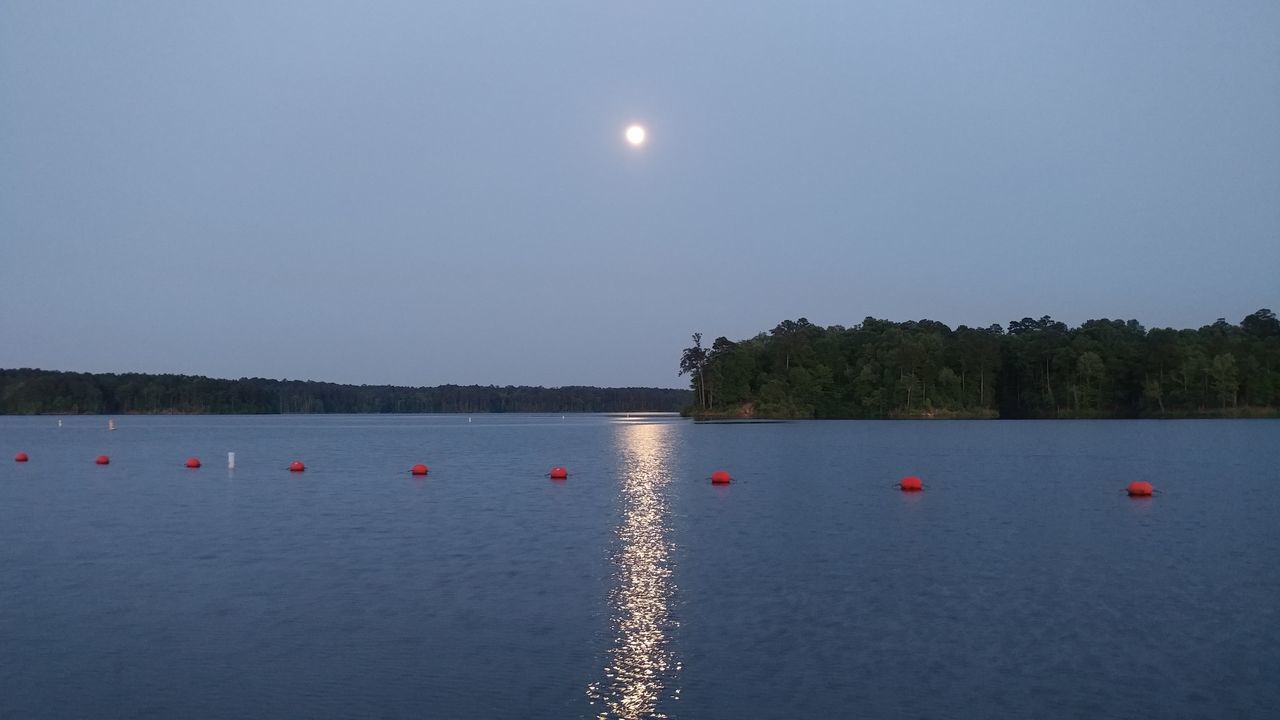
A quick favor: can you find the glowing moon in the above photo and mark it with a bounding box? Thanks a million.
[625,124,647,146]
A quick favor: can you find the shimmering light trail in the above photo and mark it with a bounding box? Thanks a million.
[588,419,680,719]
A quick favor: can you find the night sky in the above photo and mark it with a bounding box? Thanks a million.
[3,1,1276,387]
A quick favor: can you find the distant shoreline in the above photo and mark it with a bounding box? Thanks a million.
[686,406,1277,421]
[16,410,687,417]
[0,368,692,415]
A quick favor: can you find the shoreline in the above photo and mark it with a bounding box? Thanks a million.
[686,407,1278,421]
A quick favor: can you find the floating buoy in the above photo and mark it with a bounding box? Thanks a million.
[185,457,201,469]
[1127,480,1154,497]
[899,475,923,492]
[710,469,732,484]
[411,463,429,476]
[95,455,110,465]
[15,452,29,462]
[549,466,568,480]
[289,460,305,472]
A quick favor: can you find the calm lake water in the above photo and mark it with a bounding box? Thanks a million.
[2,415,1278,719]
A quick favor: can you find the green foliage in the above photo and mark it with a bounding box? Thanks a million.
[683,309,1280,419]
[0,370,691,415]
[1210,353,1239,408]
[678,333,709,410]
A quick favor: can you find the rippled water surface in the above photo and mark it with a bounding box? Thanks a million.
[2,415,1278,719]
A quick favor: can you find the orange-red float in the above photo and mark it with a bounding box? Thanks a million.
[549,466,568,480]
[899,475,923,492]
[289,460,306,472]
[1127,480,1154,497]
[411,463,429,476]
[185,457,201,469]
[14,452,29,462]
[710,469,732,484]
[95,455,110,465]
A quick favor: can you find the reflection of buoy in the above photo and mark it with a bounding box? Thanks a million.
[711,470,731,484]
[95,455,110,465]
[899,475,923,492]
[185,457,201,469]
[411,463,429,476]
[1127,481,1153,497]
[289,460,305,472]
[549,466,568,479]
[15,452,29,462]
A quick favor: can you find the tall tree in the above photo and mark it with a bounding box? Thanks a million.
[679,333,709,410]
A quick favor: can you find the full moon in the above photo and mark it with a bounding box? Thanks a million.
[625,124,647,146]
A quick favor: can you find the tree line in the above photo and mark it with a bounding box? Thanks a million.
[0,369,691,415]
[679,309,1280,419]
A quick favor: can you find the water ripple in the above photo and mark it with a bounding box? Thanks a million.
[588,421,680,719]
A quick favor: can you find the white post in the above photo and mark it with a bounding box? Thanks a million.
[228,451,236,470]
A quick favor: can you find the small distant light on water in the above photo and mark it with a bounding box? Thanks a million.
[625,124,647,147]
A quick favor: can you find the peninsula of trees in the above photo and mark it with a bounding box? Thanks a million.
[0,370,691,415]
[679,309,1280,419]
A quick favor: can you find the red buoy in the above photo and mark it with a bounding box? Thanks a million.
[185,457,201,469]
[549,466,568,480]
[14,452,28,462]
[899,475,923,492]
[411,463,429,476]
[289,460,305,472]
[1127,480,1154,497]
[95,455,110,465]
[711,469,732,484]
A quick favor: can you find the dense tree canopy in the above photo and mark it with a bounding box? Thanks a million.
[0,370,690,415]
[680,309,1280,419]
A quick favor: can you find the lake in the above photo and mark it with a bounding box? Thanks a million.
[2,415,1277,719]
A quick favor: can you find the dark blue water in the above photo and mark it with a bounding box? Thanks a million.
[2,415,1277,719]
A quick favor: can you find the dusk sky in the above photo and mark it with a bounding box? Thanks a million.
[2,1,1277,389]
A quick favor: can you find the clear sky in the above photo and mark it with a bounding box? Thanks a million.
[2,1,1277,389]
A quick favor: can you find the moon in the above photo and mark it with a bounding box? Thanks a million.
[625,124,647,147]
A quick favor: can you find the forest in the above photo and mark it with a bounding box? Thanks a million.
[679,309,1280,419]
[0,370,690,415]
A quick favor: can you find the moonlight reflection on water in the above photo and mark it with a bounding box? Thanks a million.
[588,420,680,719]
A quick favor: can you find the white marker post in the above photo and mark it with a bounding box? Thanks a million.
[228,452,236,470]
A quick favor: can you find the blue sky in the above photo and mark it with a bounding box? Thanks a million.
[2,1,1277,388]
